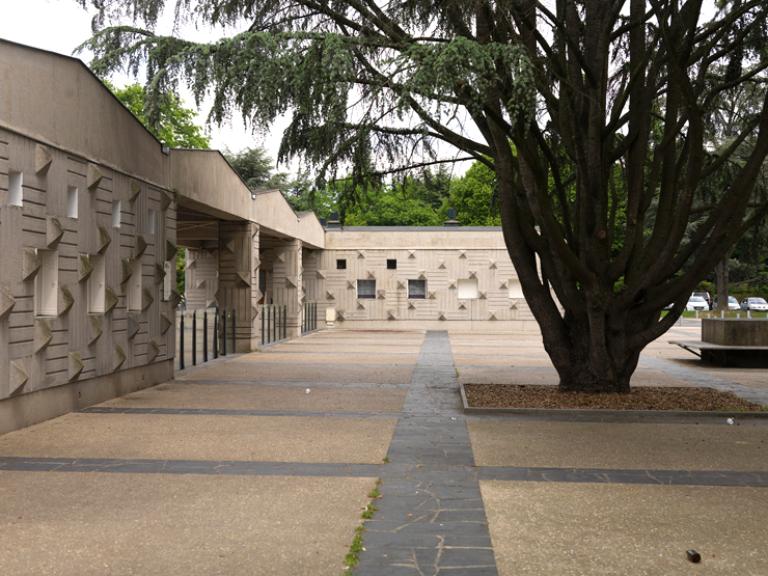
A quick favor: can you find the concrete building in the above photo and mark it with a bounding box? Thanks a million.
[0,39,533,433]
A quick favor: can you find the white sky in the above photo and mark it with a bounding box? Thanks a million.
[0,0,288,165]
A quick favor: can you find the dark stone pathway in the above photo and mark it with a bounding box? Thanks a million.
[354,331,499,576]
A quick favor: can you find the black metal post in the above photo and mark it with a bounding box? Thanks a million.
[261,305,265,345]
[273,305,277,343]
[232,308,237,353]
[192,310,197,366]
[282,305,287,340]
[222,311,227,356]
[213,308,219,359]
[203,310,208,363]
[179,312,185,370]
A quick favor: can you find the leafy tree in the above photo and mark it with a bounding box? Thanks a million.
[80,1,768,392]
[447,161,500,226]
[107,82,209,148]
[224,146,288,191]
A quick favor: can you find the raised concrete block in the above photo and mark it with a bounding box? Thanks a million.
[702,318,768,347]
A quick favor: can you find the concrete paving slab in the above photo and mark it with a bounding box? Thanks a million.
[103,382,406,413]
[468,419,768,471]
[176,361,414,385]
[0,413,396,464]
[0,471,374,576]
[481,480,768,576]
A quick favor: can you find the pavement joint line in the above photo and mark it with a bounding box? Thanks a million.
[1,457,764,487]
[79,406,402,419]
[0,456,383,478]
[173,379,411,390]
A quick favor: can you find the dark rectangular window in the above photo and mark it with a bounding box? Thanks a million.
[408,279,426,299]
[387,259,397,270]
[336,259,347,270]
[357,279,376,299]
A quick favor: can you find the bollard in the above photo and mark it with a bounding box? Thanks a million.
[232,309,236,352]
[192,310,197,366]
[213,309,219,359]
[179,312,185,370]
[222,311,227,356]
[203,310,208,363]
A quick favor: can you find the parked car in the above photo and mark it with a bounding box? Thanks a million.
[740,297,768,311]
[692,291,713,310]
[713,296,740,310]
[686,295,709,311]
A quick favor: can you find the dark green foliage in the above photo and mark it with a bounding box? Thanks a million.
[106,82,209,148]
[224,147,287,191]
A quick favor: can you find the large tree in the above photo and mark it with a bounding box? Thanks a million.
[107,82,210,148]
[79,1,768,392]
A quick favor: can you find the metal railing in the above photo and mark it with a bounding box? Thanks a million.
[176,307,236,370]
[260,304,287,345]
[302,301,318,334]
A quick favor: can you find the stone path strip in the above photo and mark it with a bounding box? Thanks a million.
[354,331,499,576]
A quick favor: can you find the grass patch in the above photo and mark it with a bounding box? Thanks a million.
[343,479,382,573]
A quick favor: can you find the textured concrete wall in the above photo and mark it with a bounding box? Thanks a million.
[0,128,177,406]
[317,229,533,328]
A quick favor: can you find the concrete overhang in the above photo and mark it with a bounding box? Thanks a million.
[170,149,325,249]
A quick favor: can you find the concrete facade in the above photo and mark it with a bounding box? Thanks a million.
[1,39,533,432]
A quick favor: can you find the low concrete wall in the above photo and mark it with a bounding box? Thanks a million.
[0,359,173,435]
[702,318,768,347]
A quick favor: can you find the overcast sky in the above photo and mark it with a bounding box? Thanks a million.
[0,0,287,164]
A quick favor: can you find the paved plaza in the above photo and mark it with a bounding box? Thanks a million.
[1,326,767,575]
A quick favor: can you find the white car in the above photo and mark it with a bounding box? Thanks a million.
[686,296,709,311]
[740,297,768,311]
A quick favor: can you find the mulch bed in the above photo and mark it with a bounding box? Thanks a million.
[463,384,765,412]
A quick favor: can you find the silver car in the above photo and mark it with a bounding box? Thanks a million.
[740,297,768,311]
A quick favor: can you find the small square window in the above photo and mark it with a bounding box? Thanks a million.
[336,259,347,270]
[35,249,58,316]
[146,208,157,235]
[357,279,376,299]
[67,186,78,219]
[408,279,426,299]
[88,254,106,313]
[9,171,23,206]
[508,279,524,299]
[112,200,122,228]
[127,259,142,311]
[387,259,397,270]
[458,278,479,299]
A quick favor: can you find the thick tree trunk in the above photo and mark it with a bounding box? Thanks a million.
[542,314,641,394]
[715,257,729,311]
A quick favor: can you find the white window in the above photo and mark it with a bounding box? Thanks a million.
[357,279,376,299]
[163,260,173,301]
[9,171,23,206]
[67,186,78,219]
[112,200,121,228]
[35,249,58,316]
[146,208,157,235]
[508,279,524,299]
[127,259,142,311]
[408,279,426,299]
[457,278,479,299]
[88,254,106,313]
